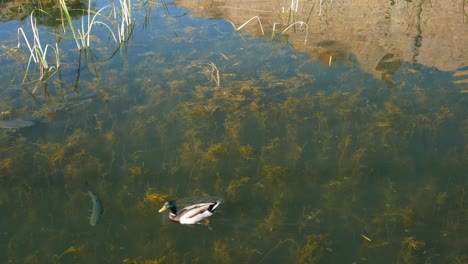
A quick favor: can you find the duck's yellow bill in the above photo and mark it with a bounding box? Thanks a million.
[158,206,167,213]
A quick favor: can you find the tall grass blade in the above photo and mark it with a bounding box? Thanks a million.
[113,0,134,43]
[17,11,60,83]
[228,16,265,35]
[58,0,81,49]
[281,21,309,44]
[60,0,117,49]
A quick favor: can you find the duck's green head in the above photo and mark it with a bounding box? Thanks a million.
[159,201,177,214]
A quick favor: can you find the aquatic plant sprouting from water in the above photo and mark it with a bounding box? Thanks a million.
[464,0,468,23]
[274,21,309,44]
[113,0,135,43]
[17,11,60,83]
[319,0,335,16]
[275,0,309,44]
[228,16,265,35]
[58,0,80,49]
[281,0,300,25]
[59,0,117,49]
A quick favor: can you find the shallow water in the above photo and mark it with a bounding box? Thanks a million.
[0,0,467,263]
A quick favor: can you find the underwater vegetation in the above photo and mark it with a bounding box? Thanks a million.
[2,54,467,262]
[0,0,467,264]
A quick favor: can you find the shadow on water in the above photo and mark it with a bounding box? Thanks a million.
[0,0,467,263]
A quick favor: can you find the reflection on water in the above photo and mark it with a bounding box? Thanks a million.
[177,0,468,78]
[0,0,467,263]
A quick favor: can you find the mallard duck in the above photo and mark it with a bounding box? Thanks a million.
[158,200,220,225]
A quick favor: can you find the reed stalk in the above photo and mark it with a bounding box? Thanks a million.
[464,0,468,23]
[319,0,334,16]
[228,16,265,35]
[280,21,309,44]
[59,0,117,49]
[17,11,60,83]
[209,62,220,87]
[58,0,81,49]
[113,0,134,42]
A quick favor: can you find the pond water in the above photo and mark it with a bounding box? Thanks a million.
[0,0,467,263]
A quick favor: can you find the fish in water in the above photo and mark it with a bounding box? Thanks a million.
[87,190,104,226]
[53,91,101,112]
[0,119,35,129]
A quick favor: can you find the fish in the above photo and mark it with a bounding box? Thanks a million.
[0,119,35,129]
[87,189,104,227]
[52,98,93,112]
[63,91,100,101]
[53,91,101,112]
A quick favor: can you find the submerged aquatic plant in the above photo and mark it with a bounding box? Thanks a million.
[143,186,168,204]
[122,257,166,264]
[2,0,467,262]
[225,176,250,200]
[204,143,227,162]
[56,245,83,260]
[399,236,426,263]
[213,240,233,264]
[188,62,221,87]
[295,234,329,264]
